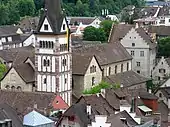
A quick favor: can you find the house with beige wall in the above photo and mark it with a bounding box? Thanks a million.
[72,53,102,97]
[109,24,157,77]
[0,63,35,92]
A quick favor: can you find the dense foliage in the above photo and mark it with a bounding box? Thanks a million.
[158,37,170,57]
[0,0,145,25]
[0,63,7,79]
[83,81,120,94]
[83,20,117,42]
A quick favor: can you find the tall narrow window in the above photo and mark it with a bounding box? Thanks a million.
[92,77,95,86]
[63,24,66,30]
[115,65,117,74]
[121,64,123,72]
[62,59,67,66]
[140,51,144,57]
[44,78,47,84]
[44,24,48,30]
[43,41,45,48]
[43,59,46,66]
[51,42,54,48]
[40,41,42,48]
[47,59,50,66]
[127,62,129,71]
[108,67,111,75]
[46,41,49,48]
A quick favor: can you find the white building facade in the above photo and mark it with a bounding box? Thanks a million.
[35,0,72,106]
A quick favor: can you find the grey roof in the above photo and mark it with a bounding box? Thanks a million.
[0,45,34,65]
[73,42,132,66]
[158,87,170,98]
[109,24,156,49]
[0,25,19,37]
[69,17,96,25]
[158,6,170,16]
[165,57,170,66]
[72,53,93,75]
[63,103,91,127]
[109,24,134,42]
[103,71,149,87]
[36,0,66,34]
[0,90,56,119]
[107,114,125,127]
[139,91,158,100]
[14,63,35,83]
[136,7,159,18]
[148,26,170,36]
[157,101,168,122]
[0,103,23,127]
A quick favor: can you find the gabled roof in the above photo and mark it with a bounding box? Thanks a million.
[52,95,69,110]
[36,0,66,34]
[0,25,20,37]
[0,103,23,127]
[14,63,35,83]
[23,110,54,126]
[158,6,170,16]
[72,53,101,75]
[0,90,57,119]
[0,45,34,65]
[73,42,132,66]
[158,87,170,98]
[103,71,149,87]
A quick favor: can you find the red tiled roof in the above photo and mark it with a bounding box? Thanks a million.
[52,95,69,110]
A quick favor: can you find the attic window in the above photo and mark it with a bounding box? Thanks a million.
[63,24,66,30]
[56,100,59,104]
[44,24,48,30]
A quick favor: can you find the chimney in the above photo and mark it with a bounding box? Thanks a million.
[101,89,106,98]
[131,97,136,113]
[87,105,91,115]
[135,23,139,29]
[34,103,37,109]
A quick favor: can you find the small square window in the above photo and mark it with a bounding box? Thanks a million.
[132,43,135,47]
[140,51,144,57]
[131,51,135,56]
[137,70,140,74]
[44,24,48,30]
[137,62,140,67]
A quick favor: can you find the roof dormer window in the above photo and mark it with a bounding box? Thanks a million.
[44,24,48,30]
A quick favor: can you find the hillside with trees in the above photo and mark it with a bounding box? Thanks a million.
[0,0,145,25]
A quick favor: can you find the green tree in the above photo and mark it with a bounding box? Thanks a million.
[158,37,170,57]
[0,4,9,25]
[17,0,35,17]
[83,26,107,42]
[100,20,115,38]
[0,63,7,79]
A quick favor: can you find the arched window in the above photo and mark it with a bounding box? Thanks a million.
[47,59,50,66]
[39,41,42,48]
[43,59,46,66]
[11,86,15,91]
[5,85,10,90]
[108,67,111,75]
[43,41,45,48]
[17,86,22,91]
[51,42,54,48]
[48,41,51,48]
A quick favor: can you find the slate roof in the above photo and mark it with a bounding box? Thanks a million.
[36,0,66,34]
[14,63,35,83]
[137,7,159,18]
[158,87,170,98]
[73,42,132,66]
[0,103,23,127]
[103,71,149,87]
[165,57,170,66]
[77,94,115,115]
[0,25,19,37]
[109,24,156,49]
[109,24,134,42]
[62,103,91,127]
[0,90,57,119]
[69,17,96,25]
[148,26,170,36]
[72,53,93,75]
[0,45,34,65]
[107,114,125,127]
[23,110,54,126]
[158,6,170,16]
[139,91,158,100]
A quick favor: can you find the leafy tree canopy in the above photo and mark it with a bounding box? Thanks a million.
[158,37,170,57]
[0,63,7,79]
